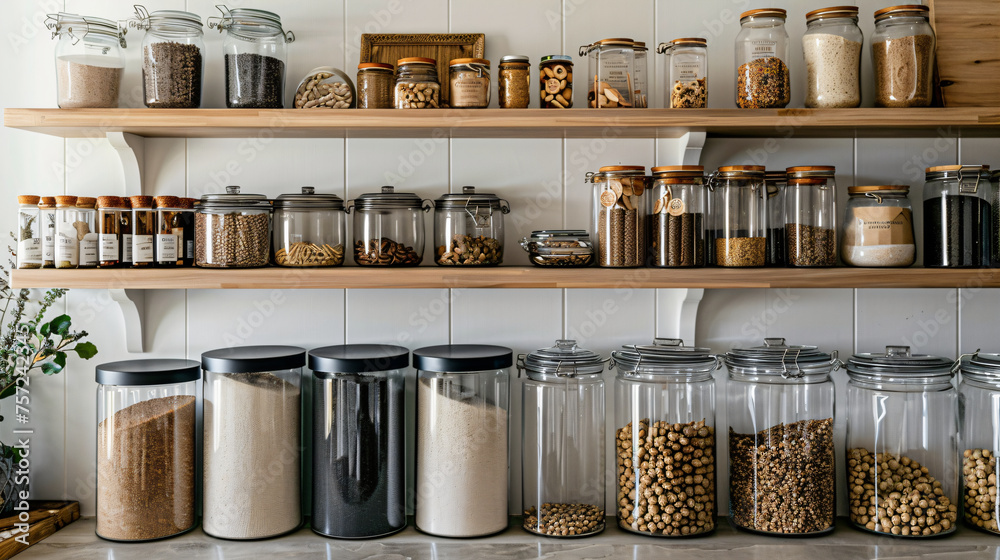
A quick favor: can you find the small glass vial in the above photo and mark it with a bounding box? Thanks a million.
[126,6,205,108]
[498,55,530,108]
[120,198,133,267]
[658,38,708,108]
[76,197,98,268]
[803,6,863,108]
[433,186,510,266]
[96,196,123,268]
[580,39,635,108]
[539,55,573,108]
[587,166,649,267]
[785,166,837,267]
[179,198,197,266]
[357,62,394,109]
[394,57,440,109]
[631,41,648,108]
[39,196,56,268]
[130,196,155,268]
[765,170,786,266]
[707,166,768,267]
[16,196,42,269]
[923,165,992,268]
[350,186,433,266]
[45,13,126,108]
[957,352,1000,535]
[449,58,490,108]
[54,195,80,269]
[872,5,935,108]
[649,166,706,267]
[841,186,915,267]
[735,9,790,108]
[154,196,183,267]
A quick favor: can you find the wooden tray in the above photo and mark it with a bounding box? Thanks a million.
[930,0,1000,106]
[359,33,486,107]
[0,500,79,557]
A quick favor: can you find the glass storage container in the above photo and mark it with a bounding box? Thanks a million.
[357,62,394,109]
[765,170,786,266]
[611,339,720,537]
[785,166,837,267]
[309,344,408,539]
[394,57,440,109]
[202,345,305,540]
[994,170,1000,265]
[449,58,490,108]
[520,340,607,537]
[350,186,432,266]
[658,38,708,108]
[580,39,635,108]
[130,196,155,268]
[272,187,346,267]
[195,186,271,268]
[803,6,862,108]
[433,186,509,266]
[958,352,1000,535]
[519,230,594,267]
[178,198,196,266]
[631,41,648,108]
[126,6,205,108]
[649,166,706,267]
[16,196,42,270]
[293,66,355,109]
[845,346,959,537]
[153,196,182,267]
[539,55,573,108]
[39,197,56,268]
[96,359,199,542]
[923,165,992,268]
[54,195,80,269]
[76,197,98,268]
[708,166,767,267]
[120,197,133,267]
[588,166,649,267]
[210,6,294,109]
[45,13,125,108]
[841,185,915,267]
[735,9,790,108]
[499,55,530,108]
[725,338,839,535]
[97,196,124,268]
[413,344,512,538]
[872,5,935,108]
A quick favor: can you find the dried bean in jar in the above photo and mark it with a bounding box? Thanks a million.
[964,448,999,534]
[143,42,202,108]
[436,235,502,266]
[195,212,270,268]
[523,503,604,537]
[355,238,422,266]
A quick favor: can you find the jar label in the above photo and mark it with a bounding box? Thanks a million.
[122,234,133,263]
[17,239,42,264]
[451,76,489,107]
[675,60,702,82]
[749,40,778,60]
[55,233,78,264]
[185,239,194,259]
[80,234,98,266]
[667,197,686,216]
[100,234,119,261]
[156,233,178,262]
[843,207,913,246]
[133,235,154,263]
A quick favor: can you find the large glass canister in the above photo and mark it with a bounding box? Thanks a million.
[413,345,512,538]
[96,359,199,542]
[845,346,959,537]
[153,196,182,267]
[76,197,98,268]
[272,187,346,267]
[841,186,915,267]
[725,338,839,535]
[631,41,648,108]
[16,196,42,270]
[579,39,635,108]
[130,196,155,268]
[658,38,708,109]
[309,345,408,539]
[202,345,305,540]
[872,5,935,108]
[394,57,440,109]
[520,340,607,537]
[735,9,790,109]
[539,55,573,108]
[588,166,649,267]
[351,186,432,266]
[195,186,272,268]
[765,170,786,266]
[923,165,993,268]
[708,166,767,267]
[958,352,1000,535]
[498,55,530,109]
[96,196,124,268]
[803,6,863,108]
[45,13,126,108]
[649,166,705,267]
[126,6,205,108]
[210,6,294,109]
[54,195,80,269]
[611,339,720,537]
[785,166,837,267]
[39,197,56,268]
[433,186,510,266]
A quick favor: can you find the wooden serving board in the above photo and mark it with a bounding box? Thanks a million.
[930,0,1000,106]
[0,501,80,558]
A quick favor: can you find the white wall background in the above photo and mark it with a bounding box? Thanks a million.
[1,0,998,520]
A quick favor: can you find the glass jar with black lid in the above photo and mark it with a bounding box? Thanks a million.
[350,186,433,266]
[433,186,509,266]
[195,186,271,268]
[272,187,346,267]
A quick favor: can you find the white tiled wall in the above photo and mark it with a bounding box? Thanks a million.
[2,0,997,520]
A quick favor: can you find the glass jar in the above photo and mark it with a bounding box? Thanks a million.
[201,345,305,540]
[845,346,959,537]
[649,166,706,267]
[498,55,530,108]
[725,338,839,535]
[152,196,182,267]
[588,166,649,267]
[708,166,767,267]
[272,187,346,267]
[765,170,786,266]
[357,62,394,109]
[96,359,199,542]
[195,186,271,268]
[39,197,56,268]
[178,198,197,266]
[785,166,837,267]
[580,39,635,108]
[957,352,1000,535]
[309,345,408,539]
[130,196,155,268]
[433,186,509,266]
[394,57,440,109]
[519,230,594,267]
[350,186,432,266]
[45,13,126,108]
[413,344,512,538]
[210,6,294,109]
[520,340,607,537]
[16,196,42,270]
[96,196,124,268]
[449,58,490,108]
[735,9,790,108]
[658,38,708,109]
[539,55,573,108]
[126,6,205,108]
[54,195,80,269]
[76,197,98,269]
[293,66,355,109]
[842,186,915,267]
[803,6,862,108]
[611,339,721,537]
[994,170,1000,265]
[120,197,133,267]
[631,41,648,108]
[923,165,993,268]
[872,5,935,108]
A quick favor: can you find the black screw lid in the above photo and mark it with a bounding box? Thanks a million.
[412,344,513,373]
[309,344,409,375]
[201,345,306,374]
[96,359,201,386]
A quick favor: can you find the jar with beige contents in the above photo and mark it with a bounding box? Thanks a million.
[498,56,530,108]
[803,6,863,108]
[539,55,573,108]
[449,58,490,108]
[872,5,935,108]
[395,57,440,109]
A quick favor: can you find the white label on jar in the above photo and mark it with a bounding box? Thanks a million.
[55,233,78,266]
[185,239,194,260]
[17,239,42,265]
[43,214,55,262]
[133,235,153,263]
[675,60,702,82]
[749,40,777,60]
[599,53,631,93]
[100,234,119,262]
[80,233,98,266]
[156,233,178,262]
[450,76,489,107]
[122,234,132,263]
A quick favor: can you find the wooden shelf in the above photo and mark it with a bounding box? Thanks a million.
[11,266,1000,290]
[6,107,1000,139]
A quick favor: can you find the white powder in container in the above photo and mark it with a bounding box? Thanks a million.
[844,244,915,267]
[803,33,862,108]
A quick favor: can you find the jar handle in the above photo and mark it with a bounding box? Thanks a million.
[656,42,671,55]
[953,349,981,374]
[207,4,231,31]
[421,199,435,212]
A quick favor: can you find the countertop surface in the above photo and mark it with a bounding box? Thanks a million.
[18,517,1000,560]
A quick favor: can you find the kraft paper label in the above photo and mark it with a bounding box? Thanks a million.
[843,206,913,247]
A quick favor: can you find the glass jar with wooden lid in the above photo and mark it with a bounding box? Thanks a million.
[587,165,649,267]
[649,166,705,267]
[579,38,635,108]
[872,5,935,107]
[394,57,440,109]
[76,197,98,268]
[631,41,648,108]
[707,166,767,267]
[658,38,708,108]
[357,62,394,108]
[735,9,790,108]
[784,166,837,267]
[841,185,915,267]
[803,6,862,108]
[449,58,490,108]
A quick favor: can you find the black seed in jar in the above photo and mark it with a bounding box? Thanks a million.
[225,53,285,109]
[923,196,992,268]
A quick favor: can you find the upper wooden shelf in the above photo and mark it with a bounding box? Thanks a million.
[11,266,1000,290]
[6,107,1000,139]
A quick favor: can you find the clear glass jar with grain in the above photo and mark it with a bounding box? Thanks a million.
[649,166,706,267]
[45,13,126,108]
[707,166,767,267]
[356,62,394,108]
[872,5,935,108]
[803,6,862,108]
[784,166,838,267]
[735,9,790,108]
[498,55,530,108]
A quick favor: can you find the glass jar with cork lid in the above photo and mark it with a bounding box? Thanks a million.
[708,166,767,267]
[649,166,706,267]
[588,166,649,267]
[658,38,708,108]
[498,55,530,108]
[16,196,42,270]
[272,187,346,267]
[394,57,440,109]
[153,196,183,267]
[803,6,862,108]
[54,195,80,269]
[356,62,394,108]
[872,5,935,108]
[96,196,125,268]
[39,197,56,268]
[579,39,635,108]
[449,58,490,108]
[785,166,838,267]
[735,9,790,108]
[76,197,98,268]
[130,196,155,268]
[841,185,915,267]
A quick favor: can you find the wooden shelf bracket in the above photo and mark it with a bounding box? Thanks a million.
[109,288,145,353]
[657,288,706,344]
[677,131,707,166]
[106,132,145,197]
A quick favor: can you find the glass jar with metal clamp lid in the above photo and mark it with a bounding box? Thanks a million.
[209,5,294,108]
[519,230,594,267]
[45,12,126,108]
[649,166,706,267]
[579,39,635,108]
[707,165,767,267]
[725,337,841,536]
[519,340,608,537]
[657,38,708,108]
[923,165,993,268]
[957,351,1000,535]
[124,6,205,108]
[841,185,915,267]
[433,186,509,266]
[588,166,650,267]
[611,338,721,537]
[845,346,959,537]
[350,186,433,266]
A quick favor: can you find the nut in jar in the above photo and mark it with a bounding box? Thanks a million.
[294,67,355,109]
[395,57,440,109]
[539,55,573,108]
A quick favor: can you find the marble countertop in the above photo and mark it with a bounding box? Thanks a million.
[19,517,1000,560]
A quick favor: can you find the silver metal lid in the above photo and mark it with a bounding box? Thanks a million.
[209,5,294,43]
[272,186,344,210]
[46,13,126,46]
[198,185,270,208]
[541,54,573,63]
[500,55,530,64]
[125,6,203,32]
[352,186,432,210]
[726,337,839,378]
[518,339,607,381]
[435,186,510,212]
[847,346,955,383]
[957,351,1000,382]
[611,338,721,378]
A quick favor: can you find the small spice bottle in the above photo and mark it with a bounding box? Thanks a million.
[449,58,490,108]
[735,9,790,108]
[16,195,42,270]
[54,195,80,269]
[957,352,1000,535]
[841,186,915,267]
[803,6,862,108]
[498,55,530,108]
[130,195,155,268]
[154,196,183,267]
[76,197,98,268]
[872,5,935,108]
[649,166,706,267]
[356,62,394,108]
[178,198,197,266]
[120,197,134,267]
[39,196,56,268]
[539,55,573,108]
[785,166,837,267]
[96,196,124,268]
[658,38,708,108]
[394,57,440,109]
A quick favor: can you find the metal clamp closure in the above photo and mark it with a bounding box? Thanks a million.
[124,5,151,31]
[953,348,981,374]
[656,42,670,54]
[959,165,983,194]
[864,191,884,204]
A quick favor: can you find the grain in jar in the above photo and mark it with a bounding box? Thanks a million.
[708,166,767,267]
[498,55,530,108]
[784,166,837,267]
[357,62,394,108]
[803,7,862,108]
[872,5,935,108]
[735,9,790,109]
[449,58,490,108]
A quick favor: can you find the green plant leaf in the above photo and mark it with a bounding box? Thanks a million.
[49,314,72,336]
[72,342,98,360]
[53,352,66,368]
[0,384,14,400]
[39,321,49,337]
[40,361,62,375]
